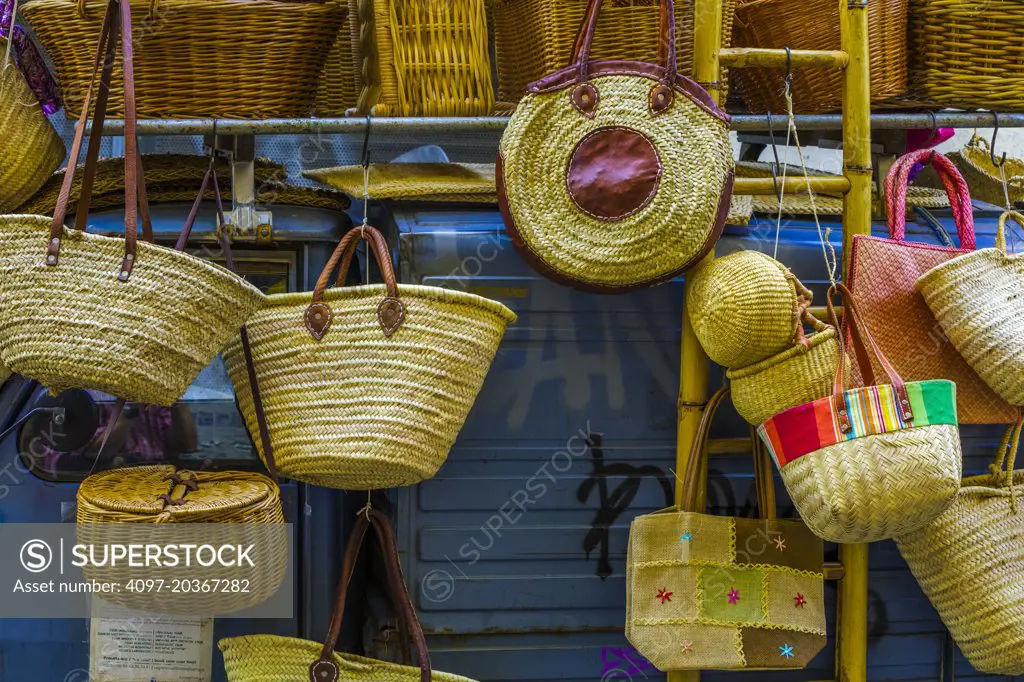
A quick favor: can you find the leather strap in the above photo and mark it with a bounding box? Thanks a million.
[569,0,677,86]
[886,150,975,249]
[311,509,431,682]
[239,326,279,484]
[828,283,913,432]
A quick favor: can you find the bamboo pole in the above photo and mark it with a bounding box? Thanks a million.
[839,0,872,680]
[719,47,849,69]
[734,175,851,196]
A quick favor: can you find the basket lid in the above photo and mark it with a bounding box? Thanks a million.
[78,465,276,520]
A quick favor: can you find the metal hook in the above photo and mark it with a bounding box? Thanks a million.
[783,47,793,91]
[361,115,372,170]
[991,111,1007,168]
[924,111,939,148]
[766,112,782,202]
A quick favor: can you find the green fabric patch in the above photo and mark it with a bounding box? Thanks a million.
[700,566,764,624]
[907,380,958,427]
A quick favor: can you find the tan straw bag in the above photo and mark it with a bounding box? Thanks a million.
[896,420,1024,675]
[497,0,734,292]
[0,0,263,406]
[917,210,1024,405]
[220,508,478,682]
[224,224,516,490]
[687,250,815,368]
[627,388,826,671]
[757,284,962,543]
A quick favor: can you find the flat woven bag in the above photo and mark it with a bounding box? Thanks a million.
[223,223,516,490]
[626,388,826,671]
[220,508,479,682]
[848,149,1019,424]
[917,209,1024,405]
[758,283,962,544]
[497,0,734,293]
[727,314,842,427]
[304,163,497,201]
[0,2,264,407]
[77,464,286,615]
[687,250,815,369]
[895,420,1024,675]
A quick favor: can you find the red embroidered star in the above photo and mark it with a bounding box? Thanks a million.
[794,593,807,608]
[727,587,741,605]
[656,588,673,604]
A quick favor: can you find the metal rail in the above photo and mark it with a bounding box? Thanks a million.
[83,111,1024,135]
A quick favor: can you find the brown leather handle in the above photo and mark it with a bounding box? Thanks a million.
[47,0,148,281]
[305,225,406,341]
[827,283,913,433]
[173,157,232,255]
[680,387,777,518]
[569,0,677,85]
[311,509,431,682]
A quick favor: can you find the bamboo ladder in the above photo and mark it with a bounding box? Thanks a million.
[673,2,873,681]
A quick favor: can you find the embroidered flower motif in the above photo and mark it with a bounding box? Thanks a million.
[681,640,694,654]
[727,587,740,605]
[656,588,673,604]
[779,644,795,659]
[774,536,787,551]
[794,593,806,608]
[680,530,694,543]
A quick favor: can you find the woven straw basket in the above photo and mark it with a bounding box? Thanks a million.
[22,0,345,118]
[317,0,361,115]
[917,210,1024,405]
[305,163,497,201]
[727,317,841,426]
[896,421,1024,675]
[0,39,65,213]
[948,135,1024,208]
[77,465,286,615]
[687,250,814,368]
[224,224,515,490]
[732,0,907,113]
[0,364,9,385]
[758,284,962,544]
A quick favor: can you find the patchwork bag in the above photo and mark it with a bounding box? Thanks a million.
[917,209,1024,406]
[758,284,962,543]
[848,149,1018,423]
[896,420,1024,675]
[497,0,734,292]
[626,388,826,671]
[220,508,478,682]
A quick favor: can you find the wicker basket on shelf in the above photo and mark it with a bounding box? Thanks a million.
[317,0,361,115]
[732,0,908,113]
[21,0,346,118]
[488,0,735,109]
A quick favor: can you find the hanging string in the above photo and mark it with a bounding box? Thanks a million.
[357,491,373,520]
[771,112,793,260]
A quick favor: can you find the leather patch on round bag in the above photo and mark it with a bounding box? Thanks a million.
[565,126,662,221]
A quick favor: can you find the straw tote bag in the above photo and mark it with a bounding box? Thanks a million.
[497,0,734,293]
[847,149,1018,424]
[0,0,263,406]
[896,420,1024,675]
[758,284,962,544]
[918,210,1024,406]
[223,223,516,490]
[627,388,826,671]
[220,508,478,682]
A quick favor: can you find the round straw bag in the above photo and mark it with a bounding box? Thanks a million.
[497,0,734,293]
[945,134,1024,208]
[0,0,263,406]
[758,284,962,544]
[896,421,1024,675]
[687,250,814,368]
[917,210,1024,405]
[77,465,286,615]
[221,508,478,682]
[223,224,516,490]
[727,314,840,426]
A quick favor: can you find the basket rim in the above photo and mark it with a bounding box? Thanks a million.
[258,282,518,324]
[726,326,836,378]
[917,246,1024,290]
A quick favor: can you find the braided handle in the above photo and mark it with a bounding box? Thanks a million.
[885,150,976,249]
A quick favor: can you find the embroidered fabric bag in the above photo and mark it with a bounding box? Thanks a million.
[497,0,733,293]
[758,284,962,544]
[626,388,826,671]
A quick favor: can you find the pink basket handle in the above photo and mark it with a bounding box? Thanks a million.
[885,149,976,250]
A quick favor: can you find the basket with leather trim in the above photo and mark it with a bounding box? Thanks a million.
[758,284,962,544]
[0,0,264,406]
[497,0,733,293]
[223,224,515,490]
[627,388,826,671]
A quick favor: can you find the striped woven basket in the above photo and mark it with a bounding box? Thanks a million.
[223,224,515,490]
[896,421,1024,675]
[917,210,1024,405]
[0,37,65,213]
[77,465,286,615]
[687,250,814,368]
[727,315,840,426]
